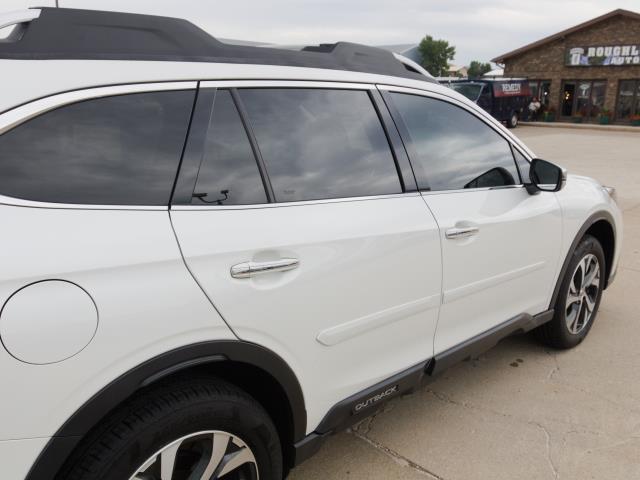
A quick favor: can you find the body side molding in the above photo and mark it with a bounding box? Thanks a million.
[295,309,553,465]
[428,310,553,376]
[26,340,306,480]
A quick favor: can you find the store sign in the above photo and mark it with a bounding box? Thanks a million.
[566,45,640,66]
[492,81,531,97]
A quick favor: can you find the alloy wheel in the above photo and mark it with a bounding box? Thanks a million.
[565,253,600,335]
[130,430,259,480]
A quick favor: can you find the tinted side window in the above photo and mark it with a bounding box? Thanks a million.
[390,93,519,191]
[239,88,401,202]
[0,90,194,205]
[512,147,531,184]
[191,90,267,205]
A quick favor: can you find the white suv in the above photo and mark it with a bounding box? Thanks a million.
[0,8,622,480]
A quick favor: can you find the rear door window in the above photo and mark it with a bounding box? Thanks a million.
[0,90,195,205]
[238,88,402,202]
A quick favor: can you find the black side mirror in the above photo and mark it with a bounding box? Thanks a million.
[526,158,566,194]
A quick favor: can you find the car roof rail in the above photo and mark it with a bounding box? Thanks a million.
[392,53,434,79]
[0,7,435,83]
[0,9,41,40]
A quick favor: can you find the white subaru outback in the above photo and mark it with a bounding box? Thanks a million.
[0,8,622,480]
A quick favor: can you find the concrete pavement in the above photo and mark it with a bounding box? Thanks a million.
[289,127,640,480]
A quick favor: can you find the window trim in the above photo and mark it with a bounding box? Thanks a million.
[0,81,196,136]
[172,80,413,209]
[171,192,422,211]
[0,81,197,210]
[379,85,531,193]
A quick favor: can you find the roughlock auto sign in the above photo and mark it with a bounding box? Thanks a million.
[566,45,640,66]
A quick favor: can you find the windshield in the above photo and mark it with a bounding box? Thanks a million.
[450,83,484,102]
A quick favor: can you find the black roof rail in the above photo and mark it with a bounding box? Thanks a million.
[0,7,434,83]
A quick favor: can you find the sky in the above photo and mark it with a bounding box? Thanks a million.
[3,0,640,65]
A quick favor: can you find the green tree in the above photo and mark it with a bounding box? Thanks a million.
[467,60,492,78]
[417,35,456,77]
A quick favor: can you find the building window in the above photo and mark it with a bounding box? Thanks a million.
[561,80,607,119]
[528,80,551,108]
[616,80,640,121]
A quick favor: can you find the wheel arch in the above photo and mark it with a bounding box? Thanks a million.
[584,219,615,287]
[25,340,306,480]
[550,210,617,309]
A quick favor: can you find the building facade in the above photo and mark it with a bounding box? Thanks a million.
[493,9,640,123]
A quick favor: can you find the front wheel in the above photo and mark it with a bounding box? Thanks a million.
[536,235,605,349]
[59,376,283,480]
[507,111,519,128]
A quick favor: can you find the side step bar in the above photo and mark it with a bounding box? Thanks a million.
[293,309,554,465]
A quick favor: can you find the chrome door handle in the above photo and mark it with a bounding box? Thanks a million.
[445,226,479,239]
[230,258,299,279]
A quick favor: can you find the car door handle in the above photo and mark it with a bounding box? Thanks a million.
[230,258,299,279]
[445,226,479,239]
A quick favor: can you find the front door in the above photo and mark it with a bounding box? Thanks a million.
[384,88,562,354]
[171,84,442,431]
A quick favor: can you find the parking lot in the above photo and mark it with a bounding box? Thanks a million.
[290,126,640,480]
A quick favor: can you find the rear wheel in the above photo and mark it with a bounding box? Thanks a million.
[536,235,605,349]
[60,376,283,480]
[507,111,518,128]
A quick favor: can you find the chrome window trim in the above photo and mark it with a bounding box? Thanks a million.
[420,185,525,196]
[0,193,167,211]
[199,80,377,90]
[172,192,421,211]
[0,81,197,136]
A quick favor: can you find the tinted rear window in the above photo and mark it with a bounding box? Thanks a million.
[239,88,402,202]
[0,90,194,205]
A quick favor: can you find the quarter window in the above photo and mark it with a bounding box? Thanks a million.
[0,90,194,205]
[390,93,519,191]
[239,88,402,202]
[512,147,531,184]
[191,90,267,205]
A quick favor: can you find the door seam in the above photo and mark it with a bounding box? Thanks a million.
[167,210,241,340]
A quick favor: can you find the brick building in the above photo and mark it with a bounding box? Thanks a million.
[492,9,640,123]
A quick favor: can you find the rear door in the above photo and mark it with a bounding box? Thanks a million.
[383,87,562,355]
[170,82,442,431]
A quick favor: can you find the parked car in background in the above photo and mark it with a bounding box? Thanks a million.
[447,78,531,128]
[0,8,622,480]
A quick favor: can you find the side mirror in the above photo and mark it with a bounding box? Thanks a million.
[526,158,566,194]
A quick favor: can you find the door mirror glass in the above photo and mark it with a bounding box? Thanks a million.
[529,158,566,192]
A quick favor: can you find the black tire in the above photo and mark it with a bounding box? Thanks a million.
[536,235,606,349]
[507,111,518,128]
[58,375,283,480]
